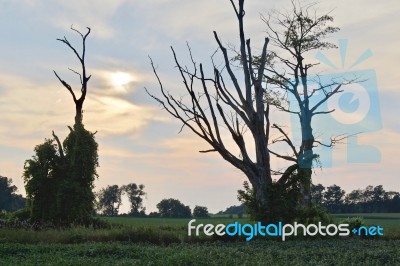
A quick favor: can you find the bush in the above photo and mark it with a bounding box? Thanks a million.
[238,179,332,224]
[0,210,8,219]
[238,181,303,223]
[10,208,31,222]
[296,205,332,225]
[339,217,366,234]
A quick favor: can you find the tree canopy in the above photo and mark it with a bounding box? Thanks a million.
[0,176,25,212]
[193,206,210,218]
[96,185,122,216]
[156,198,191,218]
[312,184,400,213]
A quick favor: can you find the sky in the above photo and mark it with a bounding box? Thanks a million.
[0,0,399,213]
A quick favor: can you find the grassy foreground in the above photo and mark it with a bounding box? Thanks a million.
[0,213,399,265]
[1,240,399,265]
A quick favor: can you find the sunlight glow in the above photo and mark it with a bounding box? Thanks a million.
[110,72,133,88]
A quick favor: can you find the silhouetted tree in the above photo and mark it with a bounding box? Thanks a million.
[24,27,98,225]
[244,1,357,206]
[53,26,91,126]
[344,189,363,205]
[122,183,146,215]
[0,176,25,212]
[96,185,122,216]
[311,184,325,205]
[323,184,345,212]
[193,206,209,218]
[147,0,298,222]
[156,198,191,218]
[313,183,400,213]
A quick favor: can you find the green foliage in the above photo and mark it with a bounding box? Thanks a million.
[156,199,191,218]
[278,13,339,53]
[23,124,98,225]
[0,176,25,212]
[193,206,209,218]
[312,184,400,213]
[218,204,246,215]
[96,185,122,216]
[311,184,325,205]
[9,208,31,222]
[324,185,345,208]
[238,172,330,224]
[0,239,399,265]
[295,205,332,225]
[238,177,304,223]
[23,139,60,221]
[63,124,99,185]
[339,216,366,234]
[121,183,146,215]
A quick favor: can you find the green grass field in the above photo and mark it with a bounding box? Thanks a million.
[1,240,399,265]
[0,213,399,265]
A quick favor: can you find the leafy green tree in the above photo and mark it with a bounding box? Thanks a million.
[121,183,146,215]
[59,124,99,222]
[0,176,25,212]
[372,185,385,202]
[156,198,191,218]
[344,189,363,205]
[311,184,325,205]
[24,126,98,224]
[323,184,345,213]
[23,140,61,221]
[96,185,122,216]
[193,206,209,218]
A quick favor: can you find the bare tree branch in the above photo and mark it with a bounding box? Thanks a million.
[52,130,65,160]
[54,26,91,125]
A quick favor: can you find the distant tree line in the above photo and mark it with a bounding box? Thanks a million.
[96,184,209,218]
[312,184,400,213]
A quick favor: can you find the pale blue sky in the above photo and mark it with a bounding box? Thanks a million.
[0,0,399,213]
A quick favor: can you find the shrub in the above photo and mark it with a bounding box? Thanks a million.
[9,208,31,222]
[339,217,366,233]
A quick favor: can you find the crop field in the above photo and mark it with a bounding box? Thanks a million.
[1,240,400,265]
[0,213,399,265]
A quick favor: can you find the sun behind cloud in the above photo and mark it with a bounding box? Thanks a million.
[111,72,132,86]
[110,72,134,93]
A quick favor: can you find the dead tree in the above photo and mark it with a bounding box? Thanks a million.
[54,26,91,126]
[146,0,274,212]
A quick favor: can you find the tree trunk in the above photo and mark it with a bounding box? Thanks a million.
[75,100,83,125]
[299,111,314,207]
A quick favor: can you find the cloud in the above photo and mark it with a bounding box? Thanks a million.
[0,72,160,150]
[48,0,128,39]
